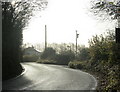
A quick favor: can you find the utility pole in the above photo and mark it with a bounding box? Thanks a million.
[76,30,79,55]
[45,25,47,50]
[116,7,120,43]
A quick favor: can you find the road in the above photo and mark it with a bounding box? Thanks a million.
[3,62,97,90]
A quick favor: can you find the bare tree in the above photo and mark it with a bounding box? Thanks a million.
[91,0,120,22]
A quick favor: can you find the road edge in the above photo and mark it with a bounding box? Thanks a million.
[66,66,98,90]
[3,65,27,82]
[83,71,98,90]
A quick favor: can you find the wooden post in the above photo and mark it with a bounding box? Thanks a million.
[116,28,120,43]
[45,25,47,50]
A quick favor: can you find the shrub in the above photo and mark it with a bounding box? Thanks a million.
[55,52,75,65]
[37,59,56,64]
[77,48,90,61]
[88,32,120,90]
[41,47,56,60]
[23,55,39,62]
[68,61,84,69]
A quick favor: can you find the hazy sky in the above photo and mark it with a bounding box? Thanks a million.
[23,0,116,47]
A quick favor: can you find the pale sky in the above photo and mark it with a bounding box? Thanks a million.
[23,0,116,47]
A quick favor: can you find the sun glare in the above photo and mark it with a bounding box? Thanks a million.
[11,1,15,5]
[23,0,116,47]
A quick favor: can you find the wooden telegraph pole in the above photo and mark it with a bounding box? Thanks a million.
[76,30,79,55]
[45,25,47,50]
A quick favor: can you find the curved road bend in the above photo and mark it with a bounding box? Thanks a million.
[3,62,97,90]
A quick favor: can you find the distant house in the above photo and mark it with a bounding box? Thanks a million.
[23,47,41,62]
[23,47,41,56]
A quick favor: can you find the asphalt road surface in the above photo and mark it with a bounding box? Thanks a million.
[3,62,97,90]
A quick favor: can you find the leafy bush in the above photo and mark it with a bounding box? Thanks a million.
[55,51,75,65]
[41,47,56,60]
[88,32,120,90]
[68,61,84,69]
[77,48,90,61]
[40,47,75,65]
[106,65,120,90]
[68,31,120,90]
[37,59,56,64]
[23,55,39,62]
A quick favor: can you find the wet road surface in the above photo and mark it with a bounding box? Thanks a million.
[3,62,97,90]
